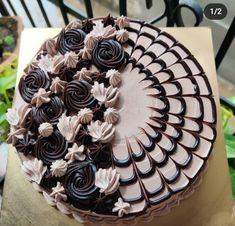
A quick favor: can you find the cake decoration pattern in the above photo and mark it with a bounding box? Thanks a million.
[7,14,217,225]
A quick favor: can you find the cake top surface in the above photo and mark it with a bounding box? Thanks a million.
[7,15,216,225]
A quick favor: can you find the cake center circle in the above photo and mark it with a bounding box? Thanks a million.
[114,64,155,143]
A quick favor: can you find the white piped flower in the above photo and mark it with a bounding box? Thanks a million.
[78,46,91,60]
[6,104,31,127]
[84,33,99,49]
[116,29,129,43]
[38,55,54,72]
[88,120,115,143]
[90,21,116,40]
[95,168,120,195]
[64,51,79,68]
[105,85,120,107]
[91,81,107,103]
[38,122,53,137]
[116,16,129,28]
[65,143,86,162]
[112,197,130,217]
[104,107,119,124]
[21,158,47,184]
[50,159,68,177]
[106,69,121,87]
[6,127,26,145]
[50,182,67,202]
[77,108,93,124]
[31,88,51,107]
[73,67,92,82]
[50,77,67,94]
[6,108,20,126]
[57,113,81,142]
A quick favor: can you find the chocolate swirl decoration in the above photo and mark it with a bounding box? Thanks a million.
[32,95,65,125]
[92,40,125,71]
[56,28,86,54]
[63,161,99,210]
[92,192,119,214]
[64,80,97,112]
[88,142,112,168]
[15,134,36,156]
[19,69,50,103]
[34,130,68,165]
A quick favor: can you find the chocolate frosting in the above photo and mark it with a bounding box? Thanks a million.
[92,40,125,71]
[82,19,95,33]
[15,134,36,156]
[63,161,99,210]
[35,130,68,165]
[88,142,112,168]
[92,192,119,214]
[102,14,115,27]
[40,168,59,189]
[64,80,97,112]
[32,95,65,125]
[56,28,86,54]
[19,69,51,103]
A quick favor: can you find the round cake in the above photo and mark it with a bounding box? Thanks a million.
[7,15,217,225]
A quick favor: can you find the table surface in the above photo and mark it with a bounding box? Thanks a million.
[0,27,234,226]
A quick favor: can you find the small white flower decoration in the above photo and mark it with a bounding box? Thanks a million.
[57,113,81,142]
[64,51,79,68]
[31,88,51,107]
[91,81,107,103]
[50,182,67,202]
[38,55,54,72]
[65,143,86,162]
[50,159,68,177]
[112,197,130,217]
[77,108,93,124]
[87,120,115,143]
[38,122,53,137]
[95,167,120,195]
[21,158,47,184]
[106,69,121,87]
[50,77,68,94]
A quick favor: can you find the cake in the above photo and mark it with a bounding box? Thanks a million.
[6,15,217,225]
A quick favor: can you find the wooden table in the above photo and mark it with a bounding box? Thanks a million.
[0,28,234,226]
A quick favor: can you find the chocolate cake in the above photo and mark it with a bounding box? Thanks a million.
[6,15,217,225]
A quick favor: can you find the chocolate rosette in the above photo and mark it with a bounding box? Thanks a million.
[92,40,125,71]
[64,80,97,112]
[56,28,86,54]
[88,143,112,168]
[63,161,99,210]
[34,130,68,165]
[32,95,65,125]
[15,134,36,156]
[19,68,50,103]
[92,192,119,214]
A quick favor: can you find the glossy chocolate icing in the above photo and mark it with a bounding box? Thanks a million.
[92,40,125,71]
[19,68,50,103]
[64,80,97,112]
[56,28,86,54]
[63,161,99,210]
[32,95,65,125]
[34,130,68,165]
[15,134,36,156]
[82,19,95,33]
